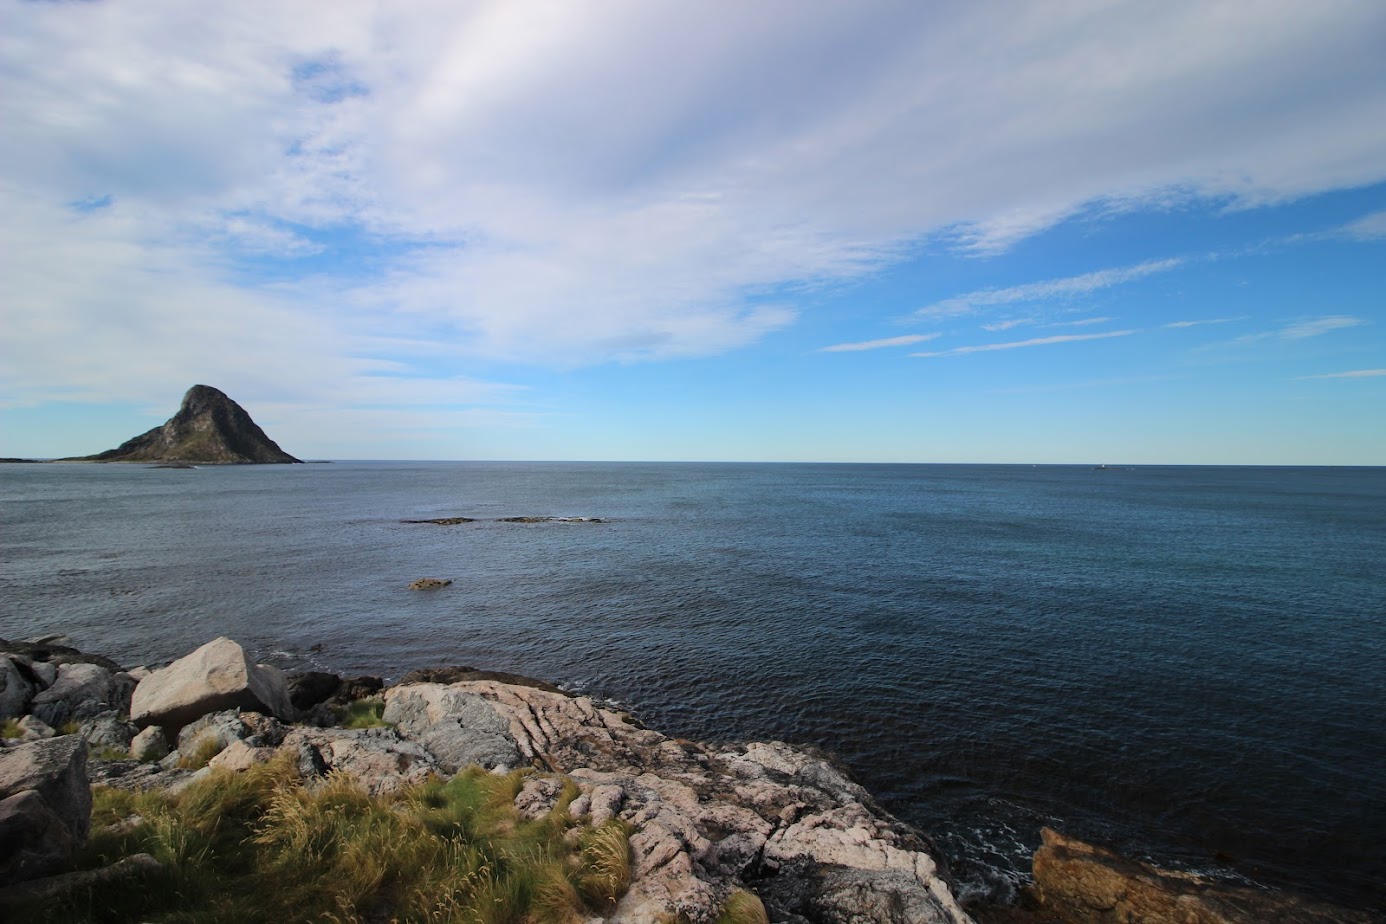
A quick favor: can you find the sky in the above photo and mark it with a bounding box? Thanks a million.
[1,1,1383,464]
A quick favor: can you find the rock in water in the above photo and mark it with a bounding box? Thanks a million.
[129,637,294,734]
[1030,827,1378,924]
[75,384,301,464]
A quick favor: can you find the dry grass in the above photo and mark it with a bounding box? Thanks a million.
[174,734,224,770]
[716,888,770,924]
[17,756,632,924]
[338,696,390,729]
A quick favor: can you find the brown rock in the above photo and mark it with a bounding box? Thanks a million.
[1030,828,1378,924]
[408,578,452,590]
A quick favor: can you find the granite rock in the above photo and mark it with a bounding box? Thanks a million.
[129,638,294,733]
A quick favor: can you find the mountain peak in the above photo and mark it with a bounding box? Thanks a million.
[79,385,302,464]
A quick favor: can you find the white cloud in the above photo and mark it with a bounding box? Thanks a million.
[2,0,1385,408]
[819,334,941,353]
[912,330,1138,358]
[915,259,1183,321]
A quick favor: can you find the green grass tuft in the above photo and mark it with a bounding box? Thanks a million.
[16,756,632,924]
[1,718,21,739]
[338,696,391,729]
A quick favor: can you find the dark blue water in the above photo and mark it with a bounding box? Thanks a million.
[2,462,1383,910]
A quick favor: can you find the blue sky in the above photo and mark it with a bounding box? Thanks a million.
[1,1,1383,463]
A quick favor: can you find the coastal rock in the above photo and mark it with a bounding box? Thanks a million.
[277,727,440,795]
[286,671,341,710]
[1,657,35,719]
[402,517,475,525]
[408,578,452,590]
[30,661,58,689]
[16,716,56,741]
[381,684,523,773]
[76,712,138,752]
[1030,827,1378,924]
[29,663,132,728]
[0,735,91,880]
[208,740,274,772]
[413,678,972,924]
[0,639,122,673]
[73,384,302,464]
[129,637,294,733]
[331,675,385,705]
[128,726,169,762]
[0,790,77,883]
[395,665,564,693]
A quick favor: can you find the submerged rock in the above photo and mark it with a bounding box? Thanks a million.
[407,578,452,590]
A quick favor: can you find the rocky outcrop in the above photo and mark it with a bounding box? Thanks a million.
[0,736,91,882]
[29,662,135,729]
[1029,828,1378,924]
[129,637,294,734]
[377,678,973,924]
[408,578,452,590]
[73,384,301,464]
[1,657,35,719]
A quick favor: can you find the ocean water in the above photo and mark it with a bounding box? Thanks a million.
[2,461,1383,910]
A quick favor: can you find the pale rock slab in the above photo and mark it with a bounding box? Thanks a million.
[129,637,294,733]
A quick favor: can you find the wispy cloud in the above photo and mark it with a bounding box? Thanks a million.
[1297,368,1386,379]
[1279,316,1366,340]
[1165,316,1247,329]
[1212,315,1366,348]
[914,259,1183,321]
[1338,209,1386,241]
[819,333,941,353]
[912,329,1137,358]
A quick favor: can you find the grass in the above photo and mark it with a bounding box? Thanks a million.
[175,735,225,770]
[1,718,21,739]
[14,756,633,924]
[716,889,769,924]
[337,696,391,729]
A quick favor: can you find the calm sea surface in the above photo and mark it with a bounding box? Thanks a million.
[2,462,1383,909]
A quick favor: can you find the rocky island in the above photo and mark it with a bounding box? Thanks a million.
[66,385,301,464]
[1,636,1378,923]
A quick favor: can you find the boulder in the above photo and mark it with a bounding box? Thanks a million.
[77,712,138,752]
[0,735,91,881]
[30,661,58,689]
[1,657,35,719]
[0,790,77,882]
[128,638,294,734]
[128,726,169,762]
[382,684,523,773]
[1030,827,1378,924]
[408,578,452,590]
[29,663,132,728]
[16,716,56,741]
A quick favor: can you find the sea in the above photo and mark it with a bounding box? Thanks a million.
[2,461,1383,912]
